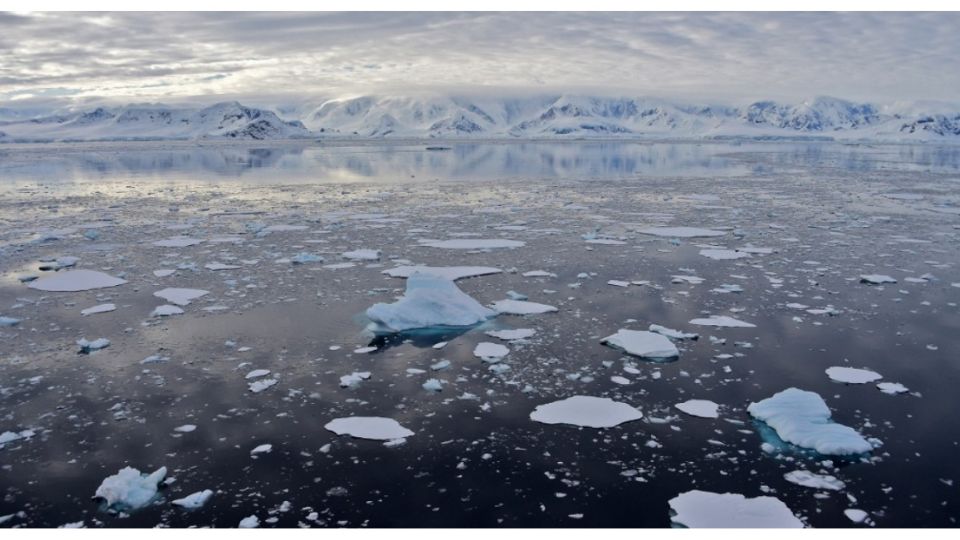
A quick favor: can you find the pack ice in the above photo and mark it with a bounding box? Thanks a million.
[324,417,414,440]
[601,329,679,360]
[28,270,127,292]
[747,388,873,455]
[668,490,803,528]
[366,273,496,332]
[94,466,167,510]
[529,396,642,428]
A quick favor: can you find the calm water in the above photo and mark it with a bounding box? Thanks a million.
[1,141,959,528]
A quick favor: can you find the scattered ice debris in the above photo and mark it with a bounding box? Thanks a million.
[324,417,414,440]
[490,299,558,315]
[290,252,324,264]
[77,338,110,354]
[383,266,502,281]
[672,275,704,285]
[585,238,626,245]
[0,316,21,327]
[28,270,127,292]
[430,359,450,370]
[418,239,524,249]
[238,515,260,528]
[151,305,184,317]
[747,388,873,455]
[711,283,744,293]
[94,466,167,510]
[339,371,371,388]
[153,236,202,248]
[601,329,679,360]
[877,382,909,395]
[342,249,381,261]
[667,490,803,528]
[262,224,308,233]
[699,249,751,260]
[675,399,720,419]
[366,273,496,332]
[153,288,209,306]
[784,470,845,491]
[485,328,536,341]
[204,262,240,271]
[639,227,726,238]
[141,355,169,364]
[826,367,882,384]
[860,274,896,285]
[844,509,869,524]
[422,378,444,392]
[80,303,116,316]
[648,324,698,340]
[173,424,196,433]
[0,429,35,447]
[250,444,272,455]
[522,270,557,278]
[473,342,510,362]
[248,379,278,393]
[172,489,213,509]
[689,315,756,328]
[245,369,271,379]
[529,396,642,428]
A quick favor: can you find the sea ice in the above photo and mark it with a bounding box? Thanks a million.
[639,227,725,238]
[485,328,536,341]
[648,324,698,340]
[747,388,873,455]
[173,424,196,433]
[418,239,524,249]
[77,338,110,354]
[675,399,720,419]
[324,417,414,440]
[700,248,751,260]
[204,262,240,271]
[0,316,21,327]
[339,372,371,388]
[473,342,510,361]
[668,490,803,528]
[81,303,116,316]
[826,367,882,384]
[529,396,642,428]
[383,266,502,281]
[245,369,271,379]
[153,288,209,306]
[152,236,202,248]
[172,489,213,509]
[860,274,896,285]
[522,270,557,278]
[248,379,277,393]
[238,515,260,528]
[343,249,381,261]
[94,466,167,510]
[422,378,444,392]
[877,382,909,395]
[250,444,272,455]
[490,299,558,315]
[151,305,184,317]
[366,273,496,332]
[28,270,127,292]
[689,315,756,328]
[784,470,845,491]
[844,509,869,524]
[601,329,679,359]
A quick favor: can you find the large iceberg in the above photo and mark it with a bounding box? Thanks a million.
[94,466,167,510]
[366,273,496,332]
[668,490,803,528]
[747,388,873,455]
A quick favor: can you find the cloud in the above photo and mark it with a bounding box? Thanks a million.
[1,12,959,107]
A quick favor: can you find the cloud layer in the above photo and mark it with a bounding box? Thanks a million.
[2,12,959,107]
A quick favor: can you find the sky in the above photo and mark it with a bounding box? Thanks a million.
[2,11,959,110]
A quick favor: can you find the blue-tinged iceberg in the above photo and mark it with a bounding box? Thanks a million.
[366,273,496,332]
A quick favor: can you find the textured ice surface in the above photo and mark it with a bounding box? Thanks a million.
[826,366,882,384]
[784,470,845,491]
[325,417,414,440]
[366,273,496,332]
[418,239,524,249]
[675,399,720,418]
[339,371,371,388]
[639,227,726,238]
[668,490,803,528]
[689,315,756,328]
[152,236,202,247]
[748,388,873,455]
[529,396,642,428]
[490,299,558,315]
[601,329,679,359]
[94,466,167,510]
[153,288,209,306]
[382,265,502,281]
[28,270,127,292]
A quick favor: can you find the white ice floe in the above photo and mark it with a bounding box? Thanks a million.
[325,417,414,440]
[153,269,175,277]
[248,379,277,393]
[0,429,35,446]
[601,329,679,359]
[172,489,213,509]
[28,270,127,292]
[0,316,21,327]
[339,371,371,388]
[639,227,726,238]
[204,262,240,271]
[784,470,845,491]
[689,315,756,328]
[343,249,381,261]
[250,444,272,455]
[422,378,444,392]
[648,324,698,340]
[383,265,502,281]
[668,490,803,528]
[485,328,536,341]
[263,224,308,233]
[529,396,642,428]
[585,238,626,245]
[473,342,510,361]
[173,424,196,433]
[94,466,167,510]
[490,299,558,315]
[152,236,202,248]
[81,303,116,316]
[747,388,873,455]
[672,275,705,285]
[153,288,209,306]
[860,274,896,285]
[877,382,909,395]
[418,239,524,249]
[699,249,751,260]
[522,270,557,278]
[366,273,496,332]
[290,252,324,264]
[77,338,110,354]
[607,280,630,287]
[826,367,882,384]
[151,305,184,317]
[245,369,270,379]
[844,509,869,524]
[675,399,720,419]
[238,515,260,528]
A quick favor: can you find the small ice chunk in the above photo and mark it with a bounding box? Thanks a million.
[675,399,720,419]
[325,417,414,440]
[522,270,557,278]
[860,274,896,285]
[422,378,444,392]
[245,369,270,379]
[28,270,127,292]
[238,515,260,528]
[153,236,202,248]
[529,396,642,428]
[366,273,495,332]
[668,490,803,528]
[77,338,110,354]
[339,371,371,388]
[877,382,909,395]
[844,509,869,524]
[353,346,377,354]
[250,444,272,455]
[473,342,510,361]
[153,269,175,277]
[748,388,873,455]
[151,305,184,317]
[81,303,116,316]
[173,424,196,433]
[383,266,502,281]
[94,466,167,510]
[419,239,524,249]
[290,252,324,264]
[248,379,277,393]
[784,470,845,491]
[648,324,698,340]
[689,315,756,328]
[153,288,209,306]
[826,367,882,384]
[204,262,240,271]
[639,227,725,238]
[342,249,381,261]
[0,316,22,327]
[601,329,679,359]
[490,299,558,315]
[172,489,213,509]
[485,328,536,341]
[700,249,751,260]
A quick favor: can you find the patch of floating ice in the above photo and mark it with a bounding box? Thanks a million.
[28,270,127,292]
[152,236,202,248]
[607,280,630,287]
[639,227,725,238]
[490,299,558,315]
[263,225,308,232]
[700,248,751,260]
[353,346,377,354]
[172,489,213,509]
[204,262,240,271]
[844,509,869,524]
[343,249,381,261]
[77,338,110,354]
[473,342,509,361]
[173,424,196,433]
[747,388,873,455]
[250,444,272,455]
[675,399,720,419]
[601,329,679,360]
[522,270,557,278]
[383,265,502,281]
[485,328,536,341]
[672,275,704,285]
[153,269,175,277]
[366,273,495,332]
[248,379,277,393]
[94,466,167,510]
[860,274,896,285]
[529,396,642,428]
[153,288,209,306]
[81,303,116,316]
[418,238,524,249]
[0,429,34,446]
[648,324,698,340]
[238,515,260,528]
[689,315,756,328]
[422,378,444,392]
[738,246,775,254]
[1,316,22,326]
[151,305,184,317]
[325,417,414,440]
[826,367,882,384]
[339,371,371,388]
[877,382,909,395]
[585,238,626,245]
[245,369,270,379]
[784,470,845,491]
[668,490,803,528]
[290,252,324,264]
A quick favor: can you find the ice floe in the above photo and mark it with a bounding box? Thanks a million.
[1,316,22,327]
[366,273,496,332]
[490,299,558,315]
[248,379,277,393]
[339,371,371,388]
[324,417,414,440]
[485,328,536,341]
[238,515,260,528]
[877,382,909,395]
[639,227,725,238]
[668,490,803,528]
[153,288,209,306]
[688,315,756,328]
[784,470,845,491]
[601,329,679,360]
[172,489,213,509]
[748,388,873,455]
[343,249,381,261]
[418,239,524,249]
[648,324,698,340]
[250,444,272,455]
[81,303,116,316]
[77,338,110,354]
[826,367,882,384]
[860,274,896,285]
[382,265,501,281]
[675,399,720,419]
[152,236,202,248]
[94,466,167,510]
[699,248,751,260]
[473,342,510,361]
[28,270,127,292]
[151,305,184,317]
[529,396,642,428]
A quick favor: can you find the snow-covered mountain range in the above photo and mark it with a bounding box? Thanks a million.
[2,95,959,142]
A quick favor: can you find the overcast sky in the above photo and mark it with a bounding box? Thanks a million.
[2,11,959,109]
